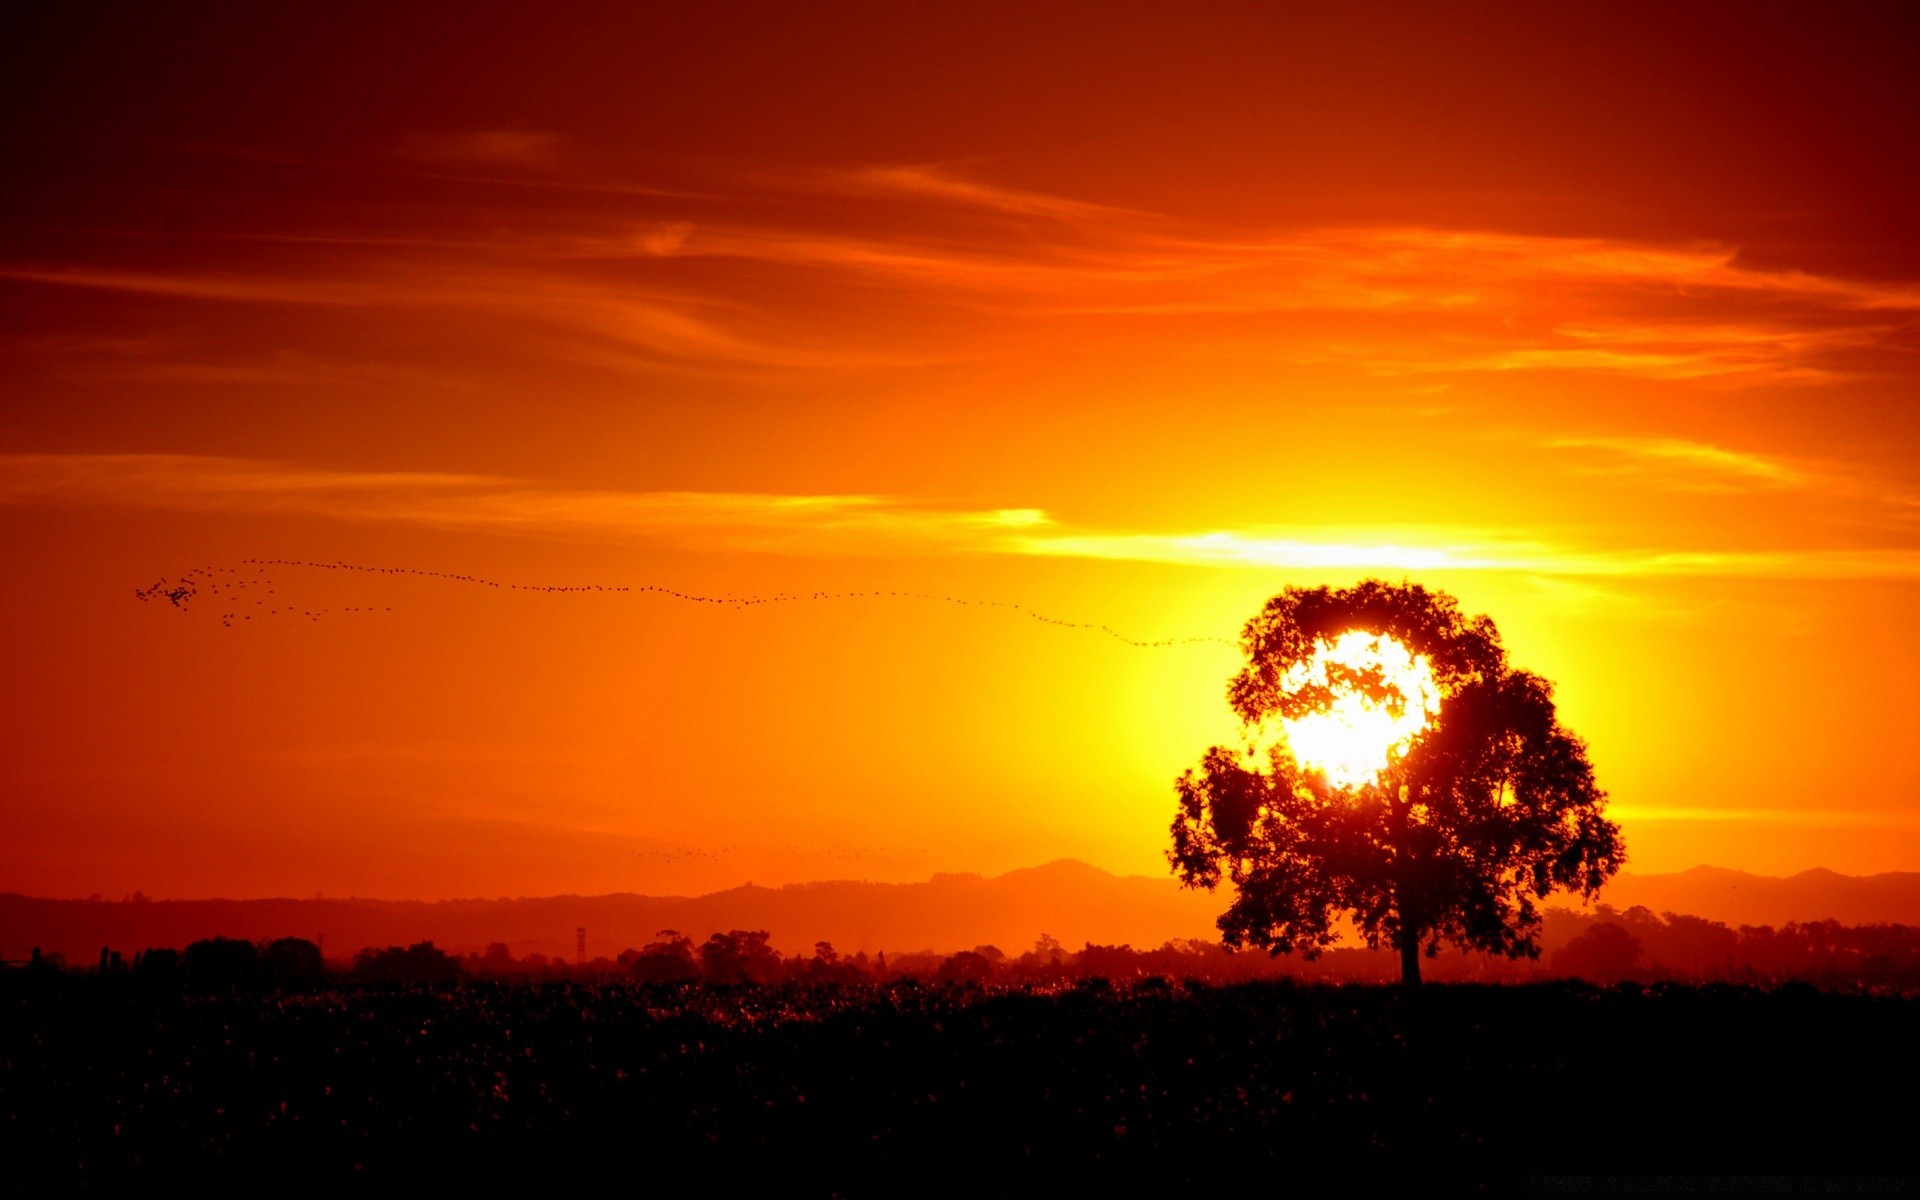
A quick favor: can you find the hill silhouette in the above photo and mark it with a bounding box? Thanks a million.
[1595,864,1920,928]
[5,859,1917,964]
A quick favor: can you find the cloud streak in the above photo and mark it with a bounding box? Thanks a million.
[0,455,1045,555]
[7,161,1919,385]
[7,453,1920,582]
[1608,805,1920,830]
[1542,437,1810,490]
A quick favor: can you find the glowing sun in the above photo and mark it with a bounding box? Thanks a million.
[1274,630,1441,790]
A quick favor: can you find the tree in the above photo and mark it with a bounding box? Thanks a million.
[262,937,325,987]
[936,950,998,984]
[1170,580,1624,986]
[697,929,782,984]
[629,930,700,984]
[1552,922,1643,985]
[183,936,260,990]
[350,941,461,985]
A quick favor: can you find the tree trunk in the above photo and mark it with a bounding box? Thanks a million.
[1390,787,1421,989]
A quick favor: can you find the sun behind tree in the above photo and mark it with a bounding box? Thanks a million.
[1170,580,1624,987]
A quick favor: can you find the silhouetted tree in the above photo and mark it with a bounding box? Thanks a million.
[698,930,781,983]
[184,936,260,990]
[351,941,461,985]
[936,950,997,984]
[1170,581,1624,986]
[476,942,516,974]
[262,937,325,987]
[630,930,700,983]
[132,947,178,986]
[1552,922,1643,984]
[807,941,864,982]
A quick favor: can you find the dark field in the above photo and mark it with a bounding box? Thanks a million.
[5,978,1914,1193]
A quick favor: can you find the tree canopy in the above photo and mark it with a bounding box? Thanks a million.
[1169,580,1624,985]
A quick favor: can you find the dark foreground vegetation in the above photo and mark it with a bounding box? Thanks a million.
[4,971,1915,1193]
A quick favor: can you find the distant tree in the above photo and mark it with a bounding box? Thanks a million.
[1552,922,1643,984]
[807,941,860,982]
[184,936,260,989]
[936,950,997,984]
[262,937,325,986]
[1077,942,1146,982]
[133,947,179,985]
[630,930,700,984]
[351,941,461,985]
[1012,934,1068,979]
[698,930,781,984]
[1170,581,1624,986]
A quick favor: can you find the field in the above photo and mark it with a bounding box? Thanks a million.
[6,976,1915,1193]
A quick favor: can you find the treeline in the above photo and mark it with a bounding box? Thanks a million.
[13,904,1920,990]
[1540,904,1920,988]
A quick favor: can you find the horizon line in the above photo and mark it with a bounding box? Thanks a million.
[6,857,1910,907]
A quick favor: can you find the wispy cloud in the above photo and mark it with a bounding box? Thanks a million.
[622,217,1920,382]
[828,163,1145,221]
[1536,434,1920,524]
[7,453,1920,582]
[1542,437,1809,490]
[1608,805,1920,829]
[0,262,920,373]
[7,164,1917,385]
[1013,529,1920,581]
[0,455,1045,554]
[397,128,566,171]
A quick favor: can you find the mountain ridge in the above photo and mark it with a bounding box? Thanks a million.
[6,859,1917,963]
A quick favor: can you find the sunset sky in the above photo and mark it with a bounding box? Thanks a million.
[5,3,1919,900]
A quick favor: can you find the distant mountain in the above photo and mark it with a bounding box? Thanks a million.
[0,860,1225,963]
[6,860,1918,964]
[1592,865,1920,929]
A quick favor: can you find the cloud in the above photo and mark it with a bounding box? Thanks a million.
[1608,806,1920,829]
[0,455,1047,554]
[0,266,347,305]
[830,163,1145,221]
[0,262,918,373]
[10,165,1918,386]
[1535,434,1920,523]
[397,129,565,170]
[1012,528,1920,580]
[1542,437,1809,490]
[7,453,1920,582]
[1018,532,1491,572]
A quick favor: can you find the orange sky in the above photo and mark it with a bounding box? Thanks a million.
[5,3,1920,899]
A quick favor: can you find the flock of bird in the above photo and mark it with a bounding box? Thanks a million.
[626,846,732,864]
[134,565,393,627]
[134,557,1234,649]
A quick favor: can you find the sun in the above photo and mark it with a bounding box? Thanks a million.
[1270,630,1441,790]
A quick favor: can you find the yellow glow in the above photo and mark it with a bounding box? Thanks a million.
[1274,631,1441,790]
